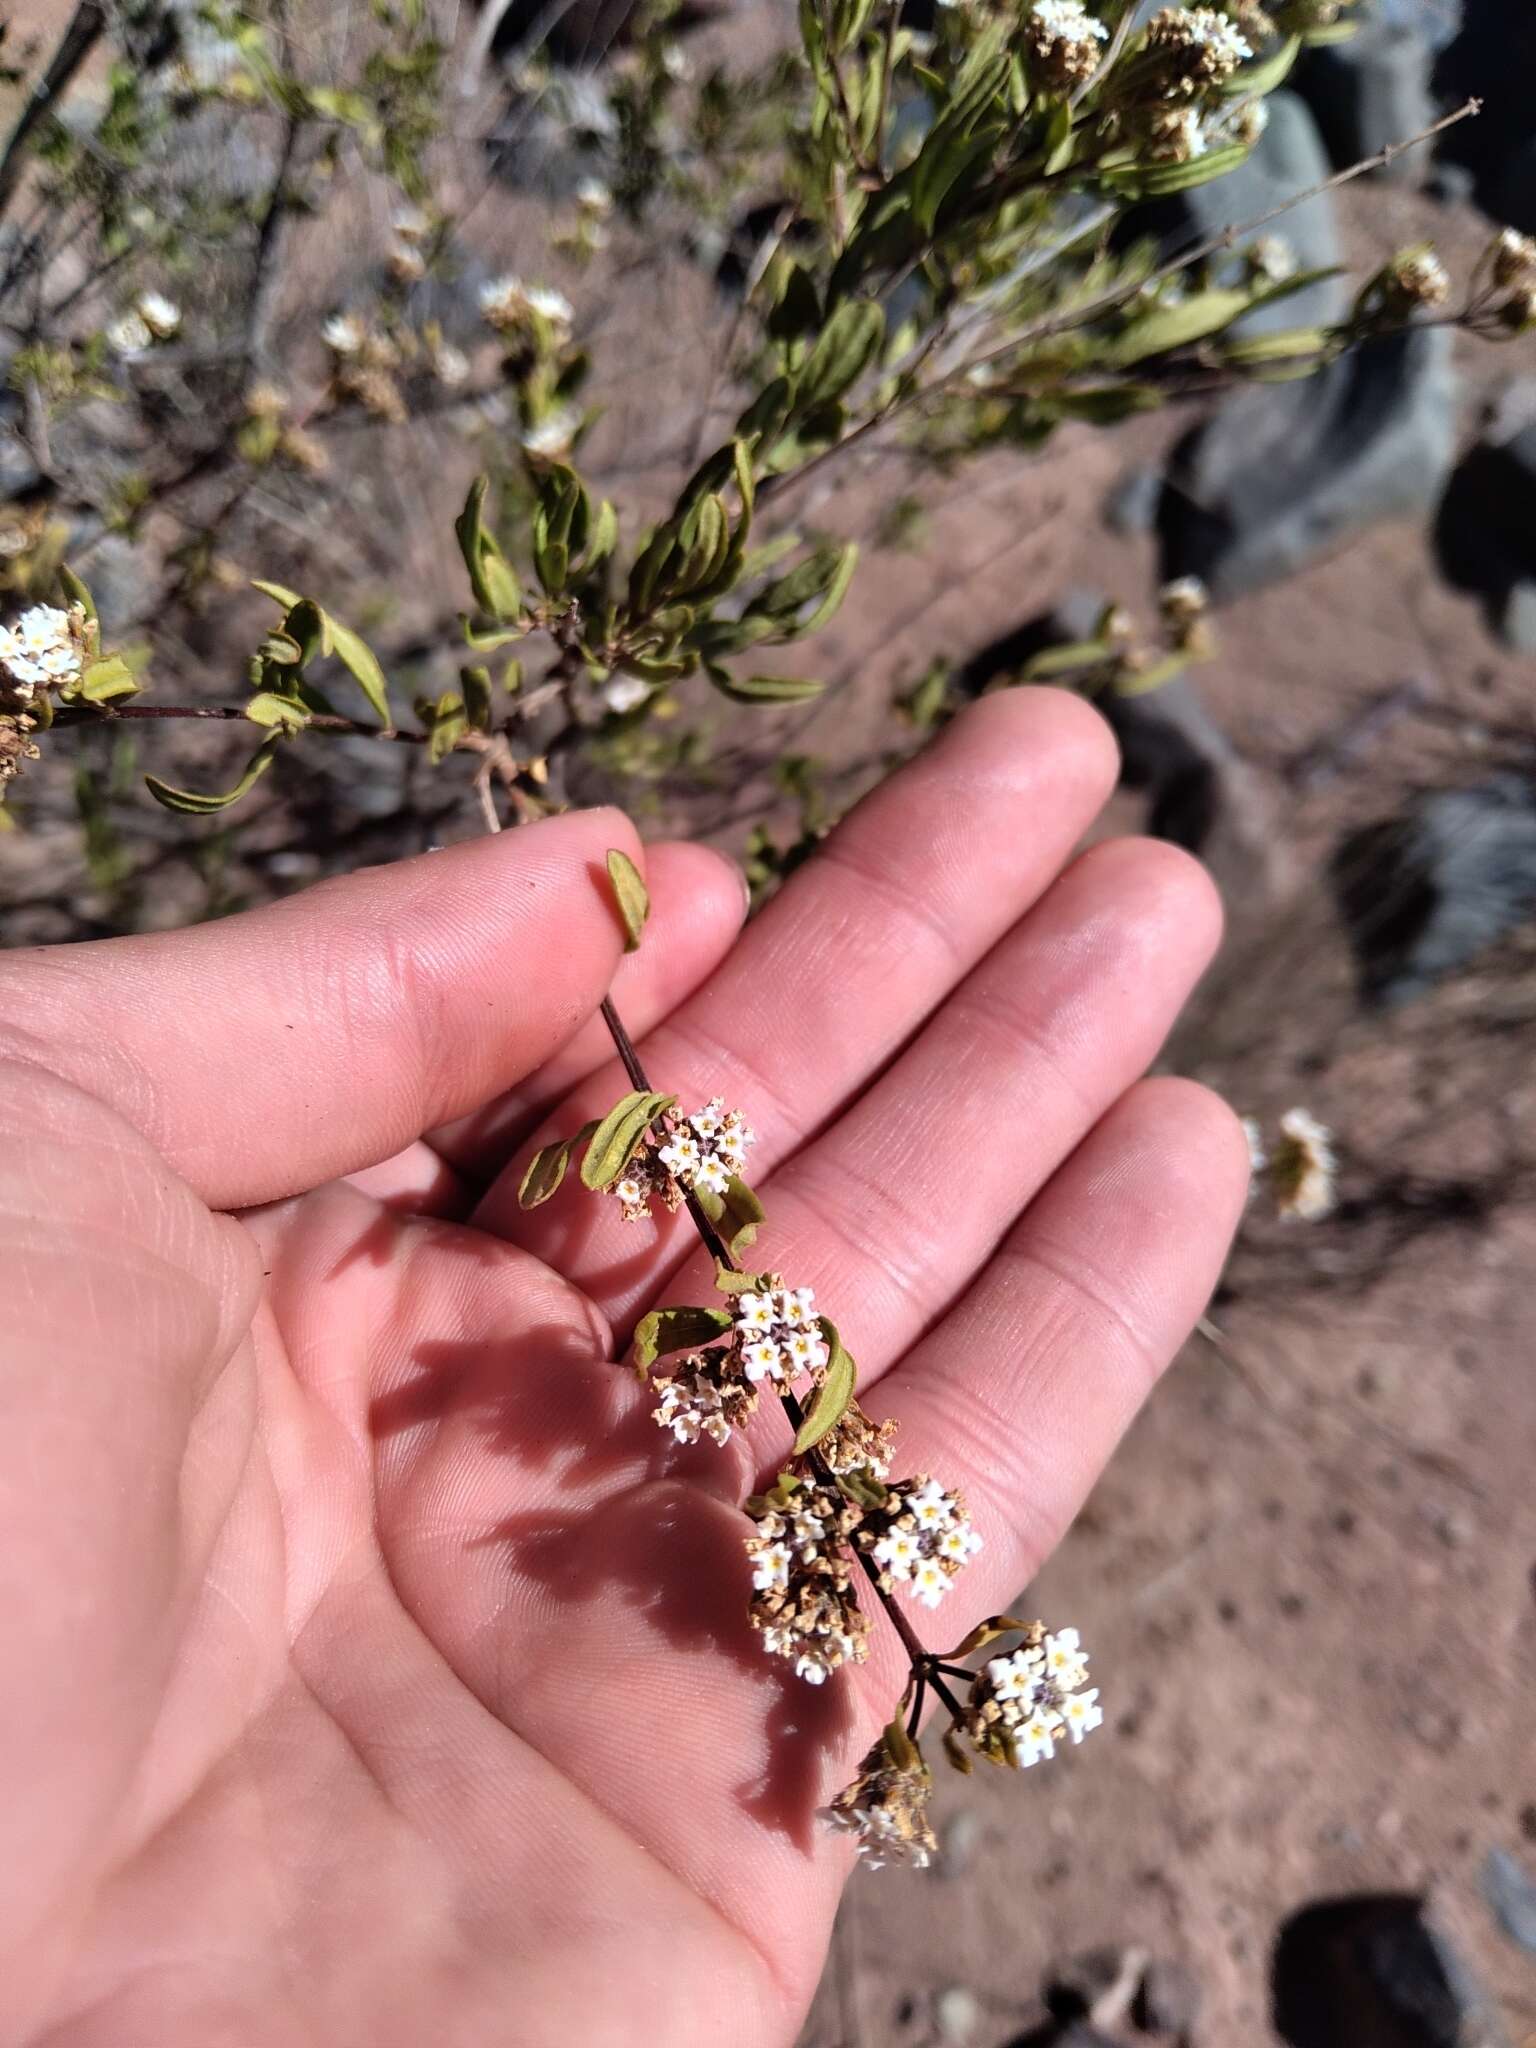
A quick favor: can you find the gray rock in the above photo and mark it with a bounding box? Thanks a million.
[1482,1847,1536,1957]
[1330,776,1536,1006]
[0,425,41,500]
[1139,92,1346,338]
[1380,0,1463,53]
[1103,465,1164,537]
[1273,1893,1509,2048]
[1297,19,1437,186]
[1161,324,1459,600]
[1495,580,1536,654]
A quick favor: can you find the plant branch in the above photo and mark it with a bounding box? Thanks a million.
[50,702,432,743]
[595,994,937,1679]
[0,0,105,224]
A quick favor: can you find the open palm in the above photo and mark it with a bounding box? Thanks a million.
[0,692,1247,2048]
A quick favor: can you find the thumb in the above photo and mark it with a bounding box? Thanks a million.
[0,810,667,1211]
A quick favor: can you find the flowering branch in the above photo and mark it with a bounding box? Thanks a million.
[512,849,1105,1870]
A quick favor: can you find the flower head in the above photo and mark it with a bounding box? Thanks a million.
[136,290,181,339]
[106,311,154,357]
[1388,247,1451,310]
[0,603,84,701]
[822,1731,937,1869]
[1145,6,1253,94]
[1271,1106,1336,1222]
[957,1618,1100,1769]
[745,1479,869,1684]
[855,1474,981,1605]
[322,312,368,357]
[521,405,582,460]
[651,1356,758,1447]
[602,671,650,715]
[1494,227,1536,293]
[1023,0,1109,88]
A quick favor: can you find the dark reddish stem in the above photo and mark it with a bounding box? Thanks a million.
[50,703,431,743]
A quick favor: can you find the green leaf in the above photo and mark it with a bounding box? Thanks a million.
[518,1119,600,1208]
[1105,138,1250,199]
[632,1303,735,1373]
[57,563,97,622]
[793,1316,856,1452]
[455,476,523,620]
[251,577,302,609]
[145,739,278,815]
[713,1264,774,1295]
[707,669,828,704]
[606,848,650,952]
[883,1712,920,1774]
[580,1089,677,1190]
[1020,638,1114,680]
[244,689,312,729]
[797,540,859,636]
[1223,32,1299,97]
[324,615,390,723]
[945,1613,1036,1659]
[1222,324,1329,365]
[1106,287,1254,366]
[1114,652,1187,699]
[77,655,140,703]
[461,665,493,730]
[694,1174,766,1254]
[796,301,885,413]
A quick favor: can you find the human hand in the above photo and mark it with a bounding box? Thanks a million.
[0,691,1248,2048]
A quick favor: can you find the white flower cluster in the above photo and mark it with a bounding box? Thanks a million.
[651,1357,757,1447]
[822,1736,937,1869]
[963,1625,1102,1766]
[658,1097,754,1199]
[746,1481,869,1684]
[1146,6,1253,93]
[479,276,575,336]
[1495,228,1536,292]
[733,1282,827,1386]
[521,406,583,460]
[1024,0,1109,86]
[857,1474,983,1608]
[1390,248,1451,309]
[614,1098,756,1221]
[107,290,181,357]
[0,604,82,701]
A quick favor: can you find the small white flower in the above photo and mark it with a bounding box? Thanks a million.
[1015,1706,1061,1765]
[695,1155,731,1197]
[575,177,613,216]
[908,1479,955,1530]
[911,1557,952,1607]
[784,1328,826,1373]
[520,407,581,459]
[322,312,367,357]
[431,341,470,388]
[1043,1628,1089,1691]
[751,1541,792,1592]
[791,1510,826,1547]
[525,284,574,326]
[1060,1687,1103,1744]
[735,1292,777,1332]
[690,1098,725,1138]
[658,1134,702,1177]
[136,290,181,339]
[937,1522,980,1563]
[795,1654,829,1684]
[661,44,691,80]
[740,1337,785,1384]
[872,1529,921,1578]
[988,1648,1044,1702]
[106,311,153,356]
[602,672,650,715]
[1030,0,1108,41]
[392,203,431,243]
